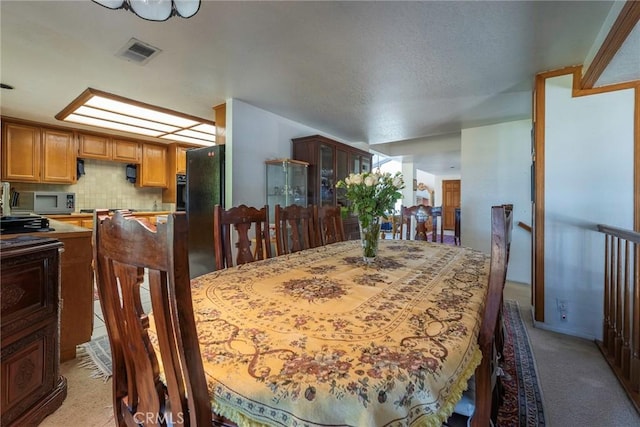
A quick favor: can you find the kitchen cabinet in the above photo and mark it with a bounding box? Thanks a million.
[176,146,188,173]
[78,133,111,160]
[1,236,67,426]
[77,132,141,163]
[1,121,76,184]
[162,143,191,203]
[139,143,167,188]
[41,128,76,183]
[292,135,372,240]
[112,139,141,163]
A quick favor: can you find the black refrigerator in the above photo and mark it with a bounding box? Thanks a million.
[186,145,225,278]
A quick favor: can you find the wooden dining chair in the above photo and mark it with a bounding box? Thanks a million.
[429,206,444,243]
[400,204,432,240]
[454,207,461,246]
[213,204,272,270]
[449,204,513,427]
[274,204,317,255]
[315,205,346,245]
[94,211,235,427]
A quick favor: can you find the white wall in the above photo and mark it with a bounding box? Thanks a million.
[543,75,634,339]
[460,119,532,285]
[227,99,340,208]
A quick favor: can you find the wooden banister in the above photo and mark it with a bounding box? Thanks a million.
[596,224,640,414]
[517,221,532,233]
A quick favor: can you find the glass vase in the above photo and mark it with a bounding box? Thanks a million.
[358,215,381,264]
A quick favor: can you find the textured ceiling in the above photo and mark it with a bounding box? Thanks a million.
[1,1,637,175]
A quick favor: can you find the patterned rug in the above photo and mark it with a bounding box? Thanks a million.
[77,335,112,380]
[498,300,546,426]
[76,301,546,426]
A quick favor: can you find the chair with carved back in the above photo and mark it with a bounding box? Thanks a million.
[274,204,318,255]
[448,204,513,427]
[454,207,461,246]
[213,204,272,270]
[430,206,444,243]
[400,204,432,240]
[316,205,346,245]
[93,210,236,427]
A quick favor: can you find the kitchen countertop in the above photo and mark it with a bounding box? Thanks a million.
[47,211,171,219]
[0,218,92,240]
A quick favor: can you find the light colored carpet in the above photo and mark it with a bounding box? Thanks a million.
[39,357,113,427]
[504,282,640,426]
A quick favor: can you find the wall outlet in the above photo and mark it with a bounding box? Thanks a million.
[556,299,568,311]
[556,298,568,321]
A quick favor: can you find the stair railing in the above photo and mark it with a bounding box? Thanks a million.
[597,224,639,413]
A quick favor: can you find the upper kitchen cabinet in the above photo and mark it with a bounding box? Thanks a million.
[112,139,141,163]
[167,143,188,175]
[77,132,111,160]
[292,135,372,207]
[77,132,140,163]
[138,143,167,188]
[2,120,76,184]
[162,143,190,203]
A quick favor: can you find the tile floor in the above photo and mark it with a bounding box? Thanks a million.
[91,271,152,340]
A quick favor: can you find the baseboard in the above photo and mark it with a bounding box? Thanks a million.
[530,314,596,340]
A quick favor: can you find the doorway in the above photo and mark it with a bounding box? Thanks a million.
[442,179,460,230]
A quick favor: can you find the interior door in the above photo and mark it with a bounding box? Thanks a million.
[442,179,460,230]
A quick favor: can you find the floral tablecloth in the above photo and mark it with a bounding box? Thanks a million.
[191,240,490,427]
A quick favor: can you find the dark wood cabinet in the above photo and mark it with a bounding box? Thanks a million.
[292,135,372,240]
[1,236,67,426]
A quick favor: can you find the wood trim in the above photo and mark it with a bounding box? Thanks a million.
[55,88,215,125]
[533,73,546,322]
[581,1,640,89]
[517,221,532,233]
[534,69,640,323]
[636,86,640,232]
[213,103,226,146]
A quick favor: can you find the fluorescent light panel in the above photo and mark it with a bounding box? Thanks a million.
[56,88,216,146]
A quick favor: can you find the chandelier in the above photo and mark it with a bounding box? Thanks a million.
[92,0,200,22]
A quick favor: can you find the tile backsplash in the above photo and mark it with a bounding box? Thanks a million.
[10,159,173,212]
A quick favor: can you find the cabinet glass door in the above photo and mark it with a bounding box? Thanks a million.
[319,144,335,206]
[362,157,371,173]
[336,150,348,207]
[350,155,361,174]
[266,160,309,220]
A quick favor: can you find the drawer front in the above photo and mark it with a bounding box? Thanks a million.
[1,256,55,332]
[1,323,56,424]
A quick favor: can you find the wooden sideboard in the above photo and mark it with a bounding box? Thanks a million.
[1,220,93,361]
[1,236,67,426]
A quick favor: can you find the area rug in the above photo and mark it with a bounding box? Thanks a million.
[77,335,112,381]
[498,300,546,426]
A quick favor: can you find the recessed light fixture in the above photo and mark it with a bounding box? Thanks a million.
[56,88,215,146]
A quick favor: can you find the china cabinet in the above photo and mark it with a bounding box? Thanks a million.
[265,159,308,221]
[292,135,372,239]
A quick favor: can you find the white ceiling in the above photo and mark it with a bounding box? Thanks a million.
[1,1,638,175]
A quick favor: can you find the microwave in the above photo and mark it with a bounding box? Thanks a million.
[14,191,76,214]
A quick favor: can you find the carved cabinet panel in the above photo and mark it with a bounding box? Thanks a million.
[1,236,67,426]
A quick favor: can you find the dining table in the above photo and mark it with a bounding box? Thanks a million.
[184,239,491,427]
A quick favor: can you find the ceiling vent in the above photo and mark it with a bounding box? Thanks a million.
[116,38,161,65]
